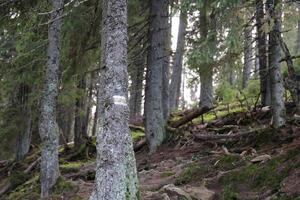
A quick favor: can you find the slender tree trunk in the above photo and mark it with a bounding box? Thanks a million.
[162,6,171,119]
[242,23,253,89]
[169,9,187,111]
[39,0,63,197]
[92,89,99,137]
[268,0,286,128]
[15,84,32,161]
[144,0,167,153]
[129,52,144,121]
[74,76,88,148]
[90,0,138,199]
[256,0,271,106]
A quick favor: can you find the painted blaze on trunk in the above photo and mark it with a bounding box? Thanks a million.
[90,0,138,199]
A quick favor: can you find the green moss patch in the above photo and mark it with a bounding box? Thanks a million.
[219,148,300,194]
[160,170,175,178]
[215,154,244,171]
[175,162,209,185]
[131,130,145,141]
[60,162,83,174]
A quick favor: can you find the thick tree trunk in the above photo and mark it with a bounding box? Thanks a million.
[169,9,187,111]
[90,0,138,199]
[39,0,63,198]
[242,23,253,89]
[268,0,286,128]
[129,52,144,121]
[74,76,88,148]
[256,0,271,106]
[200,68,214,108]
[199,4,214,108]
[144,0,167,153]
[162,8,171,119]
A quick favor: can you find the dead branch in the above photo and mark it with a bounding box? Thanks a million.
[194,127,268,141]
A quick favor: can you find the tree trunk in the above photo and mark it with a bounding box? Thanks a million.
[242,23,253,89]
[90,0,138,199]
[15,84,32,161]
[256,0,271,106]
[169,9,187,111]
[200,68,214,108]
[199,3,214,108]
[129,52,144,121]
[74,76,88,148]
[144,0,167,153]
[39,0,63,198]
[162,7,171,119]
[297,4,300,53]
[267,0,286,128]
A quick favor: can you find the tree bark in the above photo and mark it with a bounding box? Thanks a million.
[74,76,88,148]
[90,0,138,199]
[162,6,171,119]
[169,8,187,111]
[15,84,32,161]
[256,0,271,106]
[267,0,286,128]
[242,22,253,89]
[144,0,168,153]
[39,0,63,198]
[297,4,300,53]
[199,3,214,108]
[129,52,144,121]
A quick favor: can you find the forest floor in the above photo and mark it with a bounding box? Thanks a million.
[1,104,300,200]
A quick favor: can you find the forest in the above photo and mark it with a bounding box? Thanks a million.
[0,0,300,199]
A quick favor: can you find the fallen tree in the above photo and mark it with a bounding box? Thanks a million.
[169,106,211,128]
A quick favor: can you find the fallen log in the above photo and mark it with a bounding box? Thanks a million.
[194,127,268,141]
[169,106,211,128]
[134,138,147,152]
[129,124,145,132]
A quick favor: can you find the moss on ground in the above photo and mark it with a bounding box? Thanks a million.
[6,174,40,200]
[131,130,145,141]
[60,162,83,174]
[175,162,209,185]
[160,170,175,178]
[219,148,300,194]
[215,154,245,171]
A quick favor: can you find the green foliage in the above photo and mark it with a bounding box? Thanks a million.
[160,171,175,178]
[215,81,237,104]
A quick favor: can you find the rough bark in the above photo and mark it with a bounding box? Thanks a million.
[144,0,167,153]
[256,0,271,106]
[297,4,300,53]
[162,6,171,119]
[129,52,144,121]
[169,9,187,111]
[90,0,138,199]
[39,0,63,198]
[74,76,88,148]
[242,23,253,89]
[267,0,286,128]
